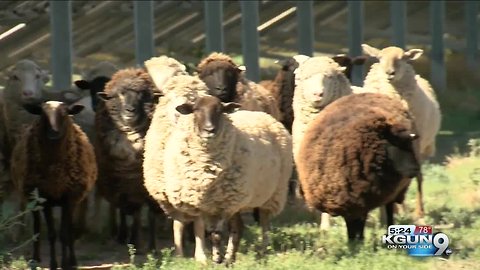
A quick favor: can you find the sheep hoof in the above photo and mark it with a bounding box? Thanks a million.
[194,253,208,265]
[212,252,223,264]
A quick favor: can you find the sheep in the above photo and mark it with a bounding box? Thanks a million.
[197,52,281,120]
[1,59,50,156]
[143,75,210,262]
[290,56,354,230]
[259,57,298,133]
[10,101,97,270]
[162,95,292,264]
[296,93,421,241]
[144,55,189,93]
[291,55,353,160]
[74,61,119,111]
[361,44,442,218]
[331,54,368,82]
[258,54,367,133]
[94,67,163,251]
[0,59,50,240]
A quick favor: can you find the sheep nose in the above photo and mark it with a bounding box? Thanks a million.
[203,122,216,133]
[22,90,33,97]
[386,70,395,80]
[125,106,136,113]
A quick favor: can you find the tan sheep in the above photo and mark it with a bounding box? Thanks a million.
[361,44,442,218]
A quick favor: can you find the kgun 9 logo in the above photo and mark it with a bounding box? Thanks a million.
[382,225,452,257]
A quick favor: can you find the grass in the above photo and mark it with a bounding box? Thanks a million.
[4,152,477,269]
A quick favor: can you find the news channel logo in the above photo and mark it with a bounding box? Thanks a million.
[381,225,453,257]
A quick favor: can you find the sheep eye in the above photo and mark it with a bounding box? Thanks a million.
[35,74,40,79]
[11,75,19,81]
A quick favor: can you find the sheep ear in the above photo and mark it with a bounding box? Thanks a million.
[331,54,350,66]
[67,104,85,115]
[222,102,241,113]
[23,103,43,115]
[175,103,194,115]
[40,69,50,84]
[361,44,381,58]
[237,65,246,72]
[337,66,347,72]
[409,133,420,141]
[97,92,111,100]
[74,80,91,90]
[153,92,163,104]
[352,55,368,65]
[403,49,423,61]
[292,55,310,65]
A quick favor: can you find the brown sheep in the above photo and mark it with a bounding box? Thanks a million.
[10,101,97,270]
[297,93,420,241]
[95,68,163,251]
[197,52,281,120]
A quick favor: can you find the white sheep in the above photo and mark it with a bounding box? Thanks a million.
[143,75,210,261]
[291,55,352,160]
[163,95,292,264]
[361,44,442,218]
[144,55,188,93]
[291,55,353,231]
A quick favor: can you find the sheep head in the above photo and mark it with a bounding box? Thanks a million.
[197,53,243,103]
[23,101,84,140]
[175,95,240,139]
[362,44,423,83]
[295,56,347,108]
[75,76,111,111]
[384,124,421,179]
[6,59,50,104]
[97,89,160,127]
[331,54,368,82]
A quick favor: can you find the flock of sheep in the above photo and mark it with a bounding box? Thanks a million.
[0,43,441,269]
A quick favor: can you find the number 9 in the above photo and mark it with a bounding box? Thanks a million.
[433,233,449,255]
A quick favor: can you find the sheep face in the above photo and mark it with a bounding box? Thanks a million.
[276,57,299,72]
[74,76,111,111]
[361,44,423,83]
[331,55,367,81]
[301,71,344,107]
[23,101,84,140]
[7,60,49,104]
[199,62,241,103]
[98,89,157,126]
[176,96,240,139]
[385,127,420,179]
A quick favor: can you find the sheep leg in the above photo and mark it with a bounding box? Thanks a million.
[147,206,157,252]
[385,202,394,226]
[129,209,141,250]
[258,209,271,256]
[209,219,225,264]
[32,208,42,264]
[44,204,58,270]
[415,171,425,219]
[193,216,207,264]
[344,215,367,242]
[173,219,185,257]
[109,203,118,238]
[224,213,243,265]
[60,202,76,270]
[319,212,331,231]
[117,208,127,244]
[73,198,87,239]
